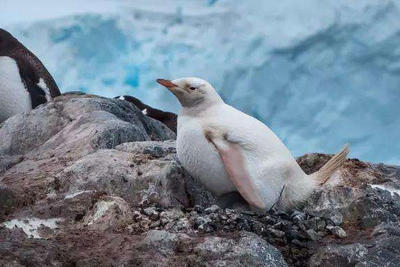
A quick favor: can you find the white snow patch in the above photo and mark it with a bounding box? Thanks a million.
[370,184,400,197]
[88,200,117,225]
[142,108,148,115]
[118,95,125,100]
[2,217,62,238]
[64,190,92,199]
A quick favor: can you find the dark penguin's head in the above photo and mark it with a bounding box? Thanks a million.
[0,28,61,109]
[0,29,18,56]
[115,95,178,133]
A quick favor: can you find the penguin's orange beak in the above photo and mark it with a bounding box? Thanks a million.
[157,79,177,89]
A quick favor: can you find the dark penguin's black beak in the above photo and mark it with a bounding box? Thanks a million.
[157,79,177,89]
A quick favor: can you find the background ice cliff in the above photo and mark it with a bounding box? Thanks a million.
[1,0,399,164]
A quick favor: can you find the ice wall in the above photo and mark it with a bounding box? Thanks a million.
[2,0,399,164]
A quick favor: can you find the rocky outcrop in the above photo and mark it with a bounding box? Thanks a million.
[0,94,399,266]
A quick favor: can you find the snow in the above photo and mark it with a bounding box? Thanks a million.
[87,200,117,225]
[370,184,400,197]
[2,0,399,164]
[2,217,62,238]
[64,190,92,199]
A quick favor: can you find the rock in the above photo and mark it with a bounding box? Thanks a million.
[191,232,288,267]
[83,196,133,231]
[306,229,321,241]
[1,94,400,266]
[326,225,347,239]
[131,230,288,267]
[204,204,220,214]
[229,232,288,267]
[139,230,187,253]
[56,148,190,208]
[159,208,185,225]
[0,94,177,216]
[0,185,19,221]
[143,207,160,220]
[0,94,174,157]
[309,243,368,267]
[268,228,286,238]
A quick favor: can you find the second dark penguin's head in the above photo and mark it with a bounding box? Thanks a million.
[0,28,19,56]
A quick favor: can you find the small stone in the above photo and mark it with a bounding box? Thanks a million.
[149,221,161,228]
[160,208,184,225]
[291,239,308,248]
[132,210,142,222]
[316,219,326,231]
[204,205,220,214]
[228,213,239,221]
[189,210,198,216]
[250,221,265,234]
[143,207,159,220]
[267,228,286,238]
[306,229,321,241]
[304,217,322,230]
[272,220,292,231]
[139,217,152,229]
[291,210,306,224]
[327,211,343,226]
[193,216,212,231]
[194,205,204,213]
[174,218,191,231]
[327,225,347,238]
[225,208,234,215]
[219,214,228,221]
[287,229,307,241]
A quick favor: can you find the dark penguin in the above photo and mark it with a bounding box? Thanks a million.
[0,28,61,122]
[115,95,177,133]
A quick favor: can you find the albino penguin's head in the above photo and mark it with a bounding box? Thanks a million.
[157,77,223,109]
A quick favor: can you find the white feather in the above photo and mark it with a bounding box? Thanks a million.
[0,56,32,123]
[37,78,51,101]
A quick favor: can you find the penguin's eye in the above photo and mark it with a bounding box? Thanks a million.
[189,86,196,90]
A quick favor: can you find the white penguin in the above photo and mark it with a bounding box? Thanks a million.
[157,77,349,210]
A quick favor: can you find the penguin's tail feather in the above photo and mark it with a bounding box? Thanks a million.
[311,144,349,185]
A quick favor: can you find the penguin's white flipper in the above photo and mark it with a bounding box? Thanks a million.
[204,128,266,209]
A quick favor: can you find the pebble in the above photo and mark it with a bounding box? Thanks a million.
[306,229,321,241]
[291,210,306,224]
[204,205,220,214]
[328,211,343,226]
[194,205,204,212]
[268,228,286,238]
[143,207,159,220]
[327,225,347,238]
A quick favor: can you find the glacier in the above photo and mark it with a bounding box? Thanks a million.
[1,0,400,164]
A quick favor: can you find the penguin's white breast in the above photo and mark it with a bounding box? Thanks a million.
[0,56,32,122]
[176,115,236,195]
